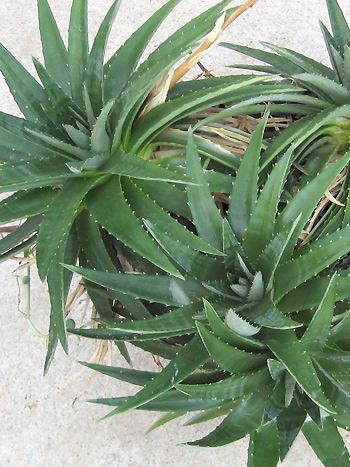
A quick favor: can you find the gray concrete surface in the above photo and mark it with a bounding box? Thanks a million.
[1,1,350,466]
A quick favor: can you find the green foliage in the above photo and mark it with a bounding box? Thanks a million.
[221,0,350,204]
[222,0,350,106]
[0,0,263,367]
[67,122,350,465]
[4,1,350,465]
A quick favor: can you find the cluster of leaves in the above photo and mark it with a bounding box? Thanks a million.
[199,0,350,284]
[222,0,350,163]
[3,0,350,466]
[224,0,350,106]
[0,0,293,370]
[68,113,350,466]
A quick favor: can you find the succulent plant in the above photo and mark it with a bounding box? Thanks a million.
[208,0,350,255]
[223,0,350,106]
[220,0,350,156]
[65,113,350,465]
[3,0,350,465]
[0,0,288,370]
